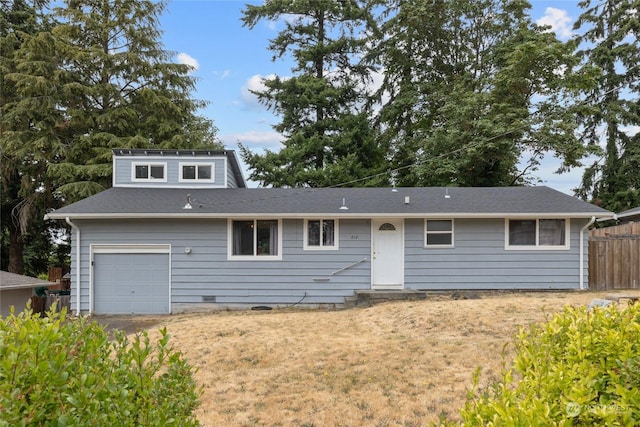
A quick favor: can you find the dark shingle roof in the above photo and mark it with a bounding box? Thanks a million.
[47,186,612,219]
[0,271,52,290]
[617,206,640,221]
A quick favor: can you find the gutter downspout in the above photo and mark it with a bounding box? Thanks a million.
[580,214,618,290]
[580,216,596,290]
[65,217,82,314]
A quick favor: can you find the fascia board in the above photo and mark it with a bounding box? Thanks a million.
[113,153,227,161]
[114,183,227,189]
[0,283,47,290]
[46,212,614,220]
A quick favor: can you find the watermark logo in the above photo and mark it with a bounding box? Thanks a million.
[566,402,581,417]
[566,401,625,417]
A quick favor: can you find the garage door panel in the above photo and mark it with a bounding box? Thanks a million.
[115,270,131,282]
[129,284,152,297]
[150,269,168,282]
[150,285,167,298]
[94,253,170,314]
[132,270,148,282]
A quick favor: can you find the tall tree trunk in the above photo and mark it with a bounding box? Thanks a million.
[314,8,326,172]
[8,221,24,274]
[2,166,26,274]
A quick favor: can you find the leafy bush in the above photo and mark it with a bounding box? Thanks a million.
[449,303,640,426]
[0,308,201,426]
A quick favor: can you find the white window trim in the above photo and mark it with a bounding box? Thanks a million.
[303,219,339,251]
[131,161,167,182]
[179,162,216,183]
[424,219,455,248]
[227,219,283,261]
[504,218,571,250]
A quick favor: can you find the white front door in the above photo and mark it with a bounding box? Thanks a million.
[371,218,404,289]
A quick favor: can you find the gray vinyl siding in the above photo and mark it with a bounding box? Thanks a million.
[68,227,90,312]
[226,165,240,188]
[113,156,227,187]
[68,216,591,314]
[71,218,372,313]
[404,218,589,290]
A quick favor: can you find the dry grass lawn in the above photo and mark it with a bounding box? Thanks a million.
[104,290,630,426]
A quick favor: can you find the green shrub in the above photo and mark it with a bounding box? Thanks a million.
[449,303,640,426]
[0,308,201,426]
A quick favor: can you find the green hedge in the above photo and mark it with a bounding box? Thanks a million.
[448,303,640,426]
[0,308,201,426]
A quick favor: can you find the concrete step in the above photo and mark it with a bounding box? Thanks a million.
[344,290,428,308]
[343,296,359,309]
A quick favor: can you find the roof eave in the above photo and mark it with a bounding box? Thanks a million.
[1,284,47,290]
[617,212,640,220]
[46,212,614,220]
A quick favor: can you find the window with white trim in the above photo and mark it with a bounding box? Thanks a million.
[304,219,338,250]
[229,219,281,259]
[180,163,214,182]
[506,219,568,249]
[132,162,166,181]
[425,219,454,247]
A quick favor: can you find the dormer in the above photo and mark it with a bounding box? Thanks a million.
[112,149,246,188]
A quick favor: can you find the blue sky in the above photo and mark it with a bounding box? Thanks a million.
[160,0,585,193]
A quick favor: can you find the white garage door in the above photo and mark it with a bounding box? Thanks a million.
[93,252,170,314]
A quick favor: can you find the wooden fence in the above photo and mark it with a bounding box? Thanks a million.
[589,222,640,290]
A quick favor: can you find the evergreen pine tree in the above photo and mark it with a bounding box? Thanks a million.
[240,0,387,188]
[574,0,640,211]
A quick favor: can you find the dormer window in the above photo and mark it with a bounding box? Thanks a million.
[113,150,243,188]
[132,162,166,181]
[180,163,214,182]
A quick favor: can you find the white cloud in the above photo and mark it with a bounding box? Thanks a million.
[553,64,568,78]
[518,152,586,195]
[221,130,284,151]
[364,67,387,112]
[220,130,285,188]
[213,69,231,79]
[176,52,199,72]
[240,74,278,110]
[622,125,640,138]
[257,12,303,37]
[540,167,584,195]
[536,7,573,40]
